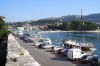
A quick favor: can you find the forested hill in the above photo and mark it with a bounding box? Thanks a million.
[49,13,100,22]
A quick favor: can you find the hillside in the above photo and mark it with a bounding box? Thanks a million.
[49,13,100,22]
[7,13,100,26]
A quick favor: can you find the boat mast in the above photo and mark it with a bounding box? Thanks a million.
[81,9,82,21]
[68,14,69,22]
[79,9,82,43]
[67,14,69,40]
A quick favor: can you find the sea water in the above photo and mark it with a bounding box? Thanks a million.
[39,31,100,56]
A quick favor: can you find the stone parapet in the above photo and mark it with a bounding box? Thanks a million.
[6,34,41,66]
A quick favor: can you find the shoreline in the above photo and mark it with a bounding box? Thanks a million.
[38,30,100,33]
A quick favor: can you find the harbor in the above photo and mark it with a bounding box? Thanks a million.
[9,28,100,66]
[39,31,100,55]
[16,34,91,66]
[1,0,100,66]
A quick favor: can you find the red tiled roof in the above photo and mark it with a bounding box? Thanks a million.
[0,16,5,18]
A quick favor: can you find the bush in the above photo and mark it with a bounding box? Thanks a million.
[7,30,12,34]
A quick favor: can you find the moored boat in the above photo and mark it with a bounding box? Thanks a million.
[62,40,96,52]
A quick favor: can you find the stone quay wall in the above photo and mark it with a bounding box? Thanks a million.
[5,34,41,66]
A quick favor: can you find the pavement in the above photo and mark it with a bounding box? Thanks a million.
[16,37,91,66]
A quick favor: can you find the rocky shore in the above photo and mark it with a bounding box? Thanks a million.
[5,34,41,66]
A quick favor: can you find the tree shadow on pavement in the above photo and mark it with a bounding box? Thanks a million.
[70,60,91,66]
[50,56,67,61]
[30,45,35,46]
[44,50,52,52]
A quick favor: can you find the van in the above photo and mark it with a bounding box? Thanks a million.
[67,48,86,60]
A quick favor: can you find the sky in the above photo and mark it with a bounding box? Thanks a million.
[0,0,100,22]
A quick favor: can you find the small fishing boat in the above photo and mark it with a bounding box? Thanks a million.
[62,40,96,52]
[34,36,52,46]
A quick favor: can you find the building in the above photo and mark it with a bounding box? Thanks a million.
[0,16,5,20]
[16,27,24,35]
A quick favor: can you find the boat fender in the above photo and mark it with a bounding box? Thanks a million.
[89,43,93,47]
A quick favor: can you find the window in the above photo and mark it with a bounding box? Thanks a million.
[87,56,93,60]
[81,52,84,54]
[93,58,98,62]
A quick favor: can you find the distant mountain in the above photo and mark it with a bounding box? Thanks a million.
[49,13,100,22]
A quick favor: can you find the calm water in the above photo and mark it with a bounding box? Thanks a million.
[39,32,100,56]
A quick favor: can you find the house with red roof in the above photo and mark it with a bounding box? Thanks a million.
[0,16,5,20]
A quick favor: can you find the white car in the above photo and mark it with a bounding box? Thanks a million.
[51,46,62,52]
[43,44,54,49]
[34,42,42,46]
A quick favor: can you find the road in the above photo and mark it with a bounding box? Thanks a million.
[17,39,90,66]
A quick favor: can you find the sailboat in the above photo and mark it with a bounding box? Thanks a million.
[62,9,96,53]
[78,9,96,52]
[62,14,77,47]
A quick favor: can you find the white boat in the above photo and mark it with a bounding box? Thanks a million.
[16,27,24,35]
[30,34,37,38]
[43,38,52,44]
[63,40,96,52]
[34,37,52,46]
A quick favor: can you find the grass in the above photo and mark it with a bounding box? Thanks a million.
[19,52,24,56]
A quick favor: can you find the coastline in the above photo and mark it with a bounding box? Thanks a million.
[38,30,100,33]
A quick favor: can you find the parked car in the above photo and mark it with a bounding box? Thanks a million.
[24,38,33,43]
[62,50,68,56]
[34,41,43,46]
[42,44,54,49]
[16,34,22,38]
[51,46,62,52]
[79,55,93,63]
[23,37,29,41]
[61,47,69,53]
[57,49,63,54]
[57,47,69,55]
[38,44,46,48]
[20,36,27,40]
[89,56,100,66]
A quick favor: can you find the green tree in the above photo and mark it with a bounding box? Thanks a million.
[71,20,80,31]
[48,20,98,31]
[0,18,8,39]
[84,22,98,30]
